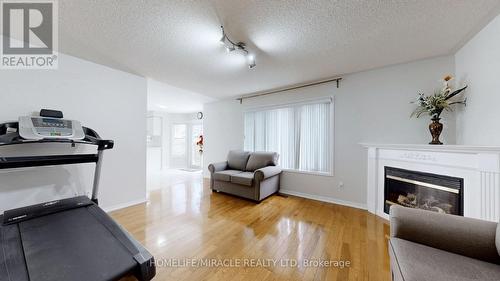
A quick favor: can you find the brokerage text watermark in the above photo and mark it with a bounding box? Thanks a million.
[152,258,351,269]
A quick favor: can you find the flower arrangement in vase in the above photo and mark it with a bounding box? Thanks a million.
[411,75,467,144]
[196,135,204,153]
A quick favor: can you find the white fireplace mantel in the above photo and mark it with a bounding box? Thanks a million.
[361,143,500,222]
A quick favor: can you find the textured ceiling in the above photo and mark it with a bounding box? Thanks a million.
[58,0,500,98]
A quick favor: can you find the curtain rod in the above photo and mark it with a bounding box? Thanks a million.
[236,77,342,104]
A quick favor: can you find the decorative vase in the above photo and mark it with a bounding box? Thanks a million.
[429,117,443,145]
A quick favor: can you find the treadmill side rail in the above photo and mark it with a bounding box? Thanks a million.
[87,204,157,281]
[0,222,30,281]
[134,253,156,281]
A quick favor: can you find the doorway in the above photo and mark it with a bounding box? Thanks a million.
[191,123,203,169]
[146,115,163,173]
[146,112,203,191]
[171,123,187,168]
[170,122,203,170]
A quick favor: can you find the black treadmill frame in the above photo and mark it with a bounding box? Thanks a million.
[0,120,156,281]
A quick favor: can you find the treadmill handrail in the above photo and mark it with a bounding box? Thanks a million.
[0,154,99,170]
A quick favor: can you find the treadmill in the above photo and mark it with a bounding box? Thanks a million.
[0,110,156,281]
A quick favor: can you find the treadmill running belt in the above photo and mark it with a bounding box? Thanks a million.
[19,208,136,281]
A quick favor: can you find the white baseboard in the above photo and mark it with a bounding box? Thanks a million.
[102,193,365,212]
[279,189,367,210]
[103,198,148,213]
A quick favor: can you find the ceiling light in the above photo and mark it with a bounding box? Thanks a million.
[219,26,256,69]
[247,54,256,69]
[220,32,231,46]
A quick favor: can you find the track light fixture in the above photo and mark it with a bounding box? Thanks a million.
[219,26,256,69]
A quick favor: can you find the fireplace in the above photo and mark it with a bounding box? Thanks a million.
[364,144,500,221]
[384,167,464,215]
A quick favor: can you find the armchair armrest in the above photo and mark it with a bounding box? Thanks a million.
[390,205,500,264]
[254,166,282,181]
[208,161,227,173]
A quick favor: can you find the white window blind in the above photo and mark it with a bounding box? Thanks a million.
[244,99,332,174]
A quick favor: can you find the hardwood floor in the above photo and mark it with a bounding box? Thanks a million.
[111,174,391,281]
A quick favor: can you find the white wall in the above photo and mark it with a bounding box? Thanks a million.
[147,79,215,113]
[455,14,500,145]
[0,52,147,213]
[203,56,455,207]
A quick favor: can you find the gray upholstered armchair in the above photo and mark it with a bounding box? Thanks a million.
[389,205,500,281]
[208,150,282,202]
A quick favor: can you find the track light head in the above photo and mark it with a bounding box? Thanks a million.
[220,36,231,47]
[219,25,256,69]
[247,53,256,69]
[219,26,226,43]
[220,26,233,49]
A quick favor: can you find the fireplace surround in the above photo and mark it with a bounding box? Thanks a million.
[362,144,500,222]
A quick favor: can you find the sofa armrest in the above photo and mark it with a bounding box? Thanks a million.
[208,161,228,173]
[254,166,282,181]
[390,205,500,264]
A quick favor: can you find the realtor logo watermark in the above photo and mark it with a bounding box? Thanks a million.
[1,0,58,69]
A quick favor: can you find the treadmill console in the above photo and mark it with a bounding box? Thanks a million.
[19,116,85,140]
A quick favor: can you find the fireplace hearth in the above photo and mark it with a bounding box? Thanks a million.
[384,167,464,215]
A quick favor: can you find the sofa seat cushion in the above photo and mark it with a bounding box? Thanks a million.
[227,150,251,171]
[230,172,254,186]
[390,238,500,281]
[213,170,242,182]
[245,152,279,171]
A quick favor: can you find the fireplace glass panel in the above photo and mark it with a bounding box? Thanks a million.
[384,167,464,215]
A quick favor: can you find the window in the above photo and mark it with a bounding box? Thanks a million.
[244,99,333,174]
[172,124,187,157]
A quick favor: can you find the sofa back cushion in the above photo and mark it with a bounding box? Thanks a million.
[391,205,500,264]
[227,150,251,171]
[246,152,279,171]
[496,222,500,257]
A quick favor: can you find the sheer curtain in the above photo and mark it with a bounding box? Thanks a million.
[298,103,330,172]
[244,100,331,173]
